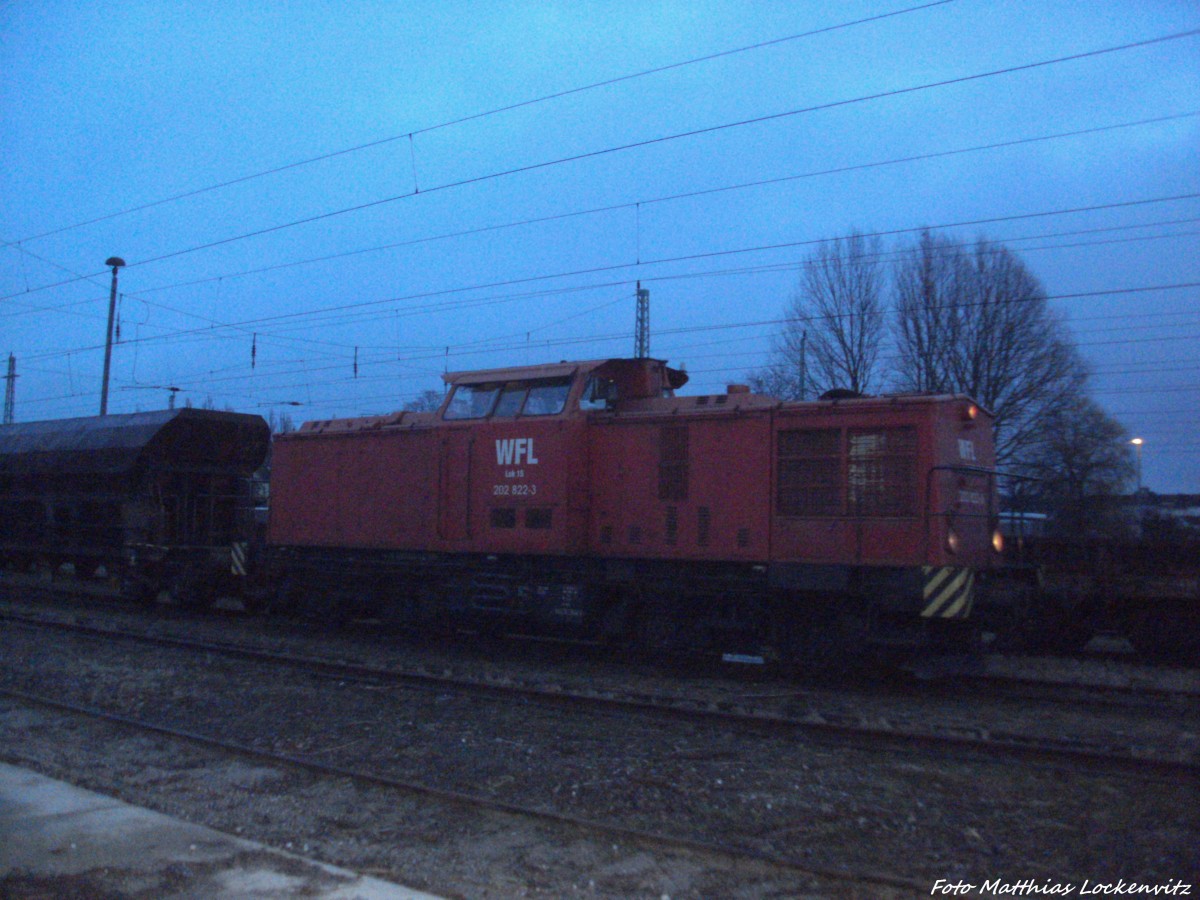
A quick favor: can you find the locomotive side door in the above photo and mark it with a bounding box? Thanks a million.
[437,430,474,542]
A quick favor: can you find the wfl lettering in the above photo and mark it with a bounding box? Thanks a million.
[495,438,539,466]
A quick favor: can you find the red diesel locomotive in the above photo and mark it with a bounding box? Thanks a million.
[268,357,1001,663]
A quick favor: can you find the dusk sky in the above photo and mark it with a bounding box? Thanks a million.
[2,1,1197,491]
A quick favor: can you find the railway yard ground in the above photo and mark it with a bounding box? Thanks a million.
[0,762,441,899]
[0,588,1197,898]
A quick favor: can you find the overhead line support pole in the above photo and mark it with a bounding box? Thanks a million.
[100,257,125,416]
[634,282,650,358]
[3,354,15,424]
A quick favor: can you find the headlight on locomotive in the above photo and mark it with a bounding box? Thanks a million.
[945,530,960,554]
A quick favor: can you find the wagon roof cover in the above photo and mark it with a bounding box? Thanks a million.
[0,408,271,477]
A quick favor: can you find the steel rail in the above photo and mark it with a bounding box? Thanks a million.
[4,609,1197,780]
[0,686,922,894]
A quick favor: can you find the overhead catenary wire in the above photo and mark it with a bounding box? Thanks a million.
[12,197,1200,377]
[31,191,1200,363]
[19,269,1200,407]
[3,0,961,247]
[7,112,1195,388]
[101,29,1200,275]
[41,280,1196,406]
[5,14,1195,489]
[4,26,1196,301]
[14,203,1185,379]
[230,220,1200,349]
[13,237,1200,430]
[111,111,1200,302]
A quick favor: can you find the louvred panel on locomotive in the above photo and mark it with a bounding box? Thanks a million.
[586,391,774,561]
[769,394,997,569]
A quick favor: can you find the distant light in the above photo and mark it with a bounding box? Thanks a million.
[1131,437,1145,493]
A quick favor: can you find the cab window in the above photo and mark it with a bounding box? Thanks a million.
[579,375,617,411]
[444,377,572,419]
[493,384,529,418]
[492,378,571,417]
[443,383,501,419]
[523,378,571,416]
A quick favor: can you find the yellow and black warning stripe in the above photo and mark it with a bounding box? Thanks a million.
[231,541,248,576]
[921,566,974,618]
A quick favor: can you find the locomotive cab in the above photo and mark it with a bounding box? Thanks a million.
[431,358,688,559]
[576,357,689,411]
[439,357,688,420]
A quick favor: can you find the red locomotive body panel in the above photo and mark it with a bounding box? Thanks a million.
[267,356,999,656]
[422,361,595,556]
[269,413,437,550]
[588,402,773,561]
[434,417,590,554]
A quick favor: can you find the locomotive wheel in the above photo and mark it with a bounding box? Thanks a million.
[594,589,636,644]
[631,587,692,654]
[1041,612,1095,655]
[637,609,683,651]
[264,577,303,616]
[166,572,214,610]
[277,580,354,625]
[774,600,866,672]
[240,585,271,615]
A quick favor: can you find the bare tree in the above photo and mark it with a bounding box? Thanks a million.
[746,362,802,401]
[267,408,296,434]
[892,229,966,394]
[1014,394,1134,537]
[752,232,886,399]
[893,235,1087,467]
[404,388,444,412]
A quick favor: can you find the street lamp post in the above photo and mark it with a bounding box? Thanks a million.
[100,257,126,415]
[1130,437,1144,494]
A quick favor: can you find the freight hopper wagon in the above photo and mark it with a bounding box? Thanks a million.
[0,408,270,606]
[268,358,1001,663]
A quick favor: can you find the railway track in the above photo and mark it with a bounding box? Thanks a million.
[4,607,1196,779]
[7,570,1198,683]
[0,685,921,895]
[957,667,1200,712]
[5,595,1198,892]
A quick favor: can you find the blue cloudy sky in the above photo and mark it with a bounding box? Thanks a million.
[2,1,1198,490]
